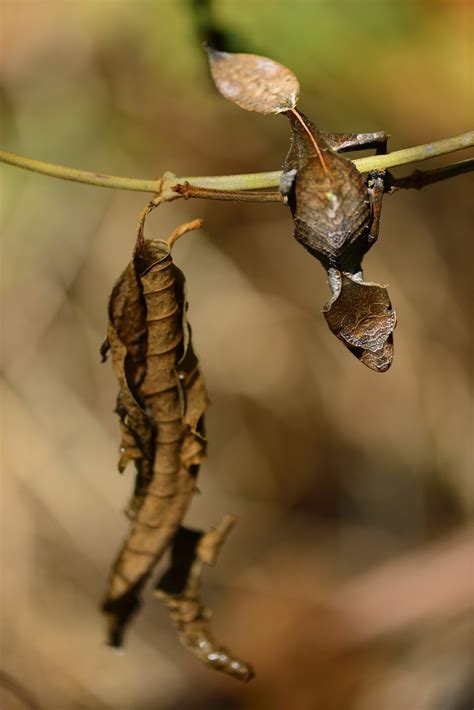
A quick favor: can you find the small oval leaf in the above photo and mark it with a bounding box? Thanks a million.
[206,46,299,115]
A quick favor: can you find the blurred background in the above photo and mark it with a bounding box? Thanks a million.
[1,1,473,708]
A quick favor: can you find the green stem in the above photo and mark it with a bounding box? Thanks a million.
[0,150,160,192]
[0,130,472,196]
[178,170,283,191]
[181,131,474,188]
[352,131,474,173]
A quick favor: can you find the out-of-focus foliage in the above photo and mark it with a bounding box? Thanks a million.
[1,1,473,708]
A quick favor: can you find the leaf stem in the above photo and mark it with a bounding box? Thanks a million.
[289,107,329,174]
[0,130,472,196]
[167,218,204,248]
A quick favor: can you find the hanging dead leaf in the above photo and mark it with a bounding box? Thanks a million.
[102,231,208,644]
[101,212,252,681]
[206,46,299,114]
[323,272,396,372]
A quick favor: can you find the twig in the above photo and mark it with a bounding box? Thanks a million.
[173,182,283,202]
[0,130,472,196]
[0,149,160,192]
[352,131,473,173]
[385,158,474,193]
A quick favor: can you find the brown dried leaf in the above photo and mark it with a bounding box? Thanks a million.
[155,517,254,683]
[103,260,153,509]
[323,272,397,372]
[102,231,209,646]
[102,216,252,681]
[206,46,299,114]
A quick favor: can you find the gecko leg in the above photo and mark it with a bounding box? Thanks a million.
[323,131,389,155]
[367,169,386,247]
[279,168,297,197]
[348,168,386,272]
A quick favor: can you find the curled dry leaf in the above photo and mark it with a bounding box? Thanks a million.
[323,272,396,372]
[102,230,208,642]
[101,213,251,680]
[155,516,254,682]
[206,46,299,114]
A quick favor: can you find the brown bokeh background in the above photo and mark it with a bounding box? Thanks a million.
[1,2,473,709]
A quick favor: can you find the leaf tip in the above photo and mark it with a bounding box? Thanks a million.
[203,43,227,64]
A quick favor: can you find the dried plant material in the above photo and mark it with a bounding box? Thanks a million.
[155,515,254,682]
[167,217,204,248]
[102,225,208,644]
[206,46,299,114]
[102,209,251,681]
[280,109,395,370]
[323,272,396,372]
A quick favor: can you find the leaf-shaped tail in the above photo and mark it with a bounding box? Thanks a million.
[323,271,397,372]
